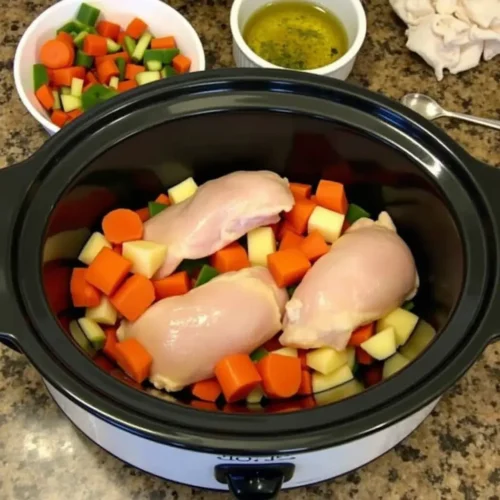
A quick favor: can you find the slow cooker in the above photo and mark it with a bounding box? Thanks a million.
[1,69,499,498]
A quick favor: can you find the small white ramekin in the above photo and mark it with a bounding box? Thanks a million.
[14,0,206,135]
[230,0,367,80]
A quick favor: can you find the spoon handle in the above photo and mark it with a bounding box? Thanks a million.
[444,110,500,131]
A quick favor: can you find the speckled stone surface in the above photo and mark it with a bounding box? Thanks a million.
[0,1,499,499]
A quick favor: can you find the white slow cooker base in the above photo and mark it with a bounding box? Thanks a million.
[46,382,439,490]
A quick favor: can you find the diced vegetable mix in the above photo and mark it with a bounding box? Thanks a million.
[33,2,192,127]
[50,175,435,410]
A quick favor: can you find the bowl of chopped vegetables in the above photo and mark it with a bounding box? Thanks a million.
[14,0,205,135]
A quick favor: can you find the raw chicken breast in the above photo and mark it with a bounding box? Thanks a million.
[144,171,294,278]
[280,212,419,351]
[118,267,288,392]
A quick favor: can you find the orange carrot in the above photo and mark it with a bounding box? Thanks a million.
[311,195,317,203]
[70,268,101,307]
[85,247,132,295]
[35,84,55,110]
[289,183,312,200]
[117,80,138,93]
[96,20,121,40]
[114,338,153,383]
[43,263,71,314]
[300,230,329,262]
[117,31,126,46]
[151,36,177,49]
[192,378,222,402]
[298,369,313,395]
[135,207,150,222]
[300,396,317,409]
[356,347,374,365]
[153,271,191,299]
[51,66,85,87]
[256,353,302,398]
[125,63,145,80]
[95,51,131,66]
[51,109,68,128]
[316,180,348,214]
[267,249,311,288]
[56,31,74,50]
[209,242,250,273]
[103,327,120,361]
[125,17,148,39]
[172,54,191,74]
[155,193,170,204]
[364,364,383,387]
[214,353,261,403]
[67,109,83,122]
[284,198,316,234]
[348,323,375,347]
[102,208,144,244]
[110,274,155,321]
[83,34,108,56]
[97,58,120,84]
[280,229,305,251]
[94,354,115,372]
[277,220,298,240]
[85,71,98,84]
[40,39,75,69]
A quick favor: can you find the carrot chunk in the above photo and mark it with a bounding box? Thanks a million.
[348,323,375,347]
[85,247,132,295]
[280,229,305,251]
[151,36,177,49]
[135,207,150,222]
[40,39,75,69]
[103,327,120,361]
[97,58,120,84]
[316,180,348,214]
[267,249,311,288]
[35,84,55,110]
[117,31,126,47]
[256,353,302,398]
[215,354,261,403]
[356,347,374,365]
[110,274,155,321]
[209,242,250,273]
[51,66,86,87]
[277,220,298,240]
[125,63,145,80]
[102,208,144,244]
[153,271,191,299]
[284,198,317,234]
[51,109,69,128]
[95,51,130,66]
[125,17,148,39]
[70,268,101,307]
[83,34,108,56]
[172,54,191,74]
[85,71,98,84]
[96,20,121,40]
[192,378,222,402]
[114,338,153,383]
[289,183,312,200]
[56,31,74,50]
[300,230,329,262]
[298,369,313,395]
[117,80,138,93]
[155,193,170,205]
[67,109,83,122]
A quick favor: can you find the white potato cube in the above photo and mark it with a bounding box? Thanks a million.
[78,232,112,265]
[247,227,276,267]
[346,346,356,371]
[272,347,298,358]
[312,365,354,393]
[168,177,198,204]
[122,241,168,279]
[314,379,364,405]
[307,347,348,375]
[246,385,265,404]
[383,353,410,379]
[307,206,345,243]
[361,327,397,360]
[400,320,436,361]
[377,308,419,346]
[43,228,91,263]
[77,317,106,350]
[85,296,117,326]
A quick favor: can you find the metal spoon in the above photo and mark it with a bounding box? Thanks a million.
[401,93,500,131]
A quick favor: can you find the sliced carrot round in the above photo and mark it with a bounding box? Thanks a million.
[102,208,144,244]
[256,353,301,399]
[40,39,75,69]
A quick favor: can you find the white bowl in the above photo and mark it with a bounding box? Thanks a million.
[230,0,366,80]
[14,0,206,135]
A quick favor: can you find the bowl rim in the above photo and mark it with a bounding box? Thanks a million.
[13,0,206,134]
[229,0,367,75]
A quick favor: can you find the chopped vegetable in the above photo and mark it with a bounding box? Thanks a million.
[85,247,132,295]
[77,317,106,350]
[151,36,177,49]
[122,241,167,279]
[192,378,222,402]
[272,347,298,357]
[153,271,191,299]
[97,58,120,84]
[399,320,436,361]
[70,268,101,307]
[110,274,155,321]
[298,369,313,395]
[148,201,167,217]
[194,264,219,287]
[172,54,192,74]
[289,182,312,199]
[300,230,329,262]
[97,20,121,40]
[267,248,311,288]
[360,327,397,360]
[250,347,268,362]
[40,39,75,69]
[71,77,84,97]
[103,327,120,361]
[346,346,356,371]
[214,353,262,403]
[247,227,276,267]
[86,296,117,325]
[246,384,265,404]
[51,66,86,87]
[161,66,177,78]
[346,203,371,224]
[277,220,298,240]
[83,34,108,56]
[76,3,101,27]
[69,319,96,356]
[56,31,74,49]
[123,35,137,57]
[67,109,83,121]
[403,300,415,311]
[314,379,363,405]
[135,207,150,222]
[256,353,301,398]
[115,56,126,81]
[61,94,82,112]
[124,63,144,80]
[132,32,153,63]
[315,180,348,214]
[306,347,347,375]
[168,177,199,204]
[280,228,304,251]
[117,80,138,93]
[33,63,49,91]
[125,17,148,39]
[81,83,118,110]
[114,338,153,383]
[312,365,353,393]
[109,76,119,89]
[106,38,121,53]
[73,30,88,49]
[377,307,419,346]
[382,352,410,379]
[51,109,68,127]
[35,84,55,110]
[155,193,170,204]
[136,71,161,85]
[355,347,373,365]
[79,232,112,266]
[210,242,250,273]
[347,323,375,346]
[284,198,316,234]
[95,51,130,65]
[102,208,144,244]
[307,205,345,243]
[75,50,94,68]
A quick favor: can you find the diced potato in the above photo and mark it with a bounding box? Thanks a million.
[312,365,354,393]
[314,379,364,405]
[272,347,298,357]
[247,384,265,404]
[122,240,168,279]
[377,308,419,346]
[307,206,345,243]
[247,227,276,267]
[77,317,106,350]
[400,320,436,361]
[346,346,356,371]
[70,77,84,97]
[43,228,91,263]
[85,296,117,325]
[116,323,126,342]
[383,352,410,379]
[168,177,198,204]
[361,327,397,360]
[307,347,348,375]
[78,232,112,265]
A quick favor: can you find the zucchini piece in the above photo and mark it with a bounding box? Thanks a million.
[61,94,82,112]
[81,84,117,111]
[250,347,268,362]
[33,64,49,91]
[399,320,436,361]
[109,76,119,89]
[106,38,121,54]
[146,60,162,71]
[116,57,126,80]
[194,265,219,287]
[76,2,101,27]
[69,320,96,356]
[148,201,167,217]
[70,77,84,97]
[135,71,160,86]
[346,203,371,224]
[60,86,71,95]
[73,31,88,49]
[77,317,106,350]
[74,20,97,34]
[57,22,79,34]
[132,32,153,63]
[162,48,180,64]
[160,65,177,78]
[75,50,94,68]
[123,35,137,57]
[52,90,61,110]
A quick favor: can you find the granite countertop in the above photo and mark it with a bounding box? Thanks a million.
[0,0,499,499]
